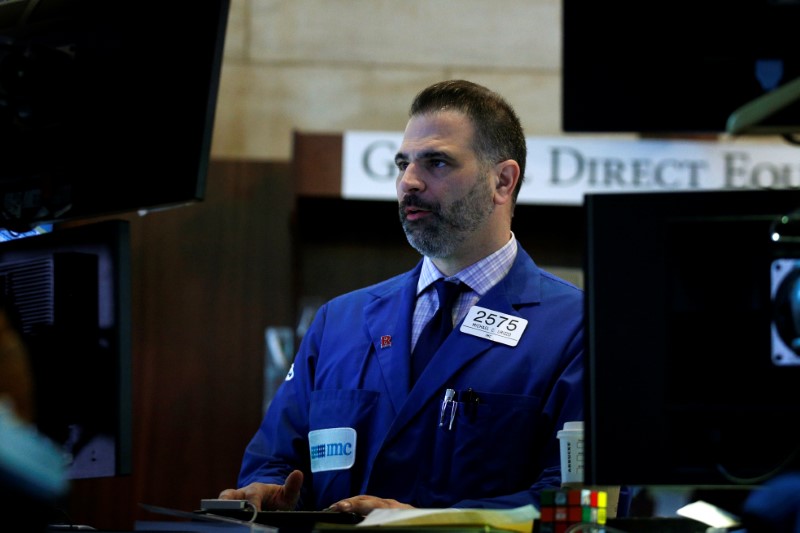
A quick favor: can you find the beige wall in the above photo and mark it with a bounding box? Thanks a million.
[211,0,575,161]
[211,1,783,163]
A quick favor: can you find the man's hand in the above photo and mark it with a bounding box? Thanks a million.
[326,495,414,516]
[218,469,304,511]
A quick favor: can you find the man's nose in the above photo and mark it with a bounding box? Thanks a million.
[397,164,424,193]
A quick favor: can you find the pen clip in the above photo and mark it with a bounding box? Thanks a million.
[464,387,479,420]
[448,400,458,430]
[439,388,456,427]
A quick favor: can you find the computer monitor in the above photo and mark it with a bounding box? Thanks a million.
[0,219,131,479]
[0,0,230,232]
[562,0,800,134]
[583,189,800,488]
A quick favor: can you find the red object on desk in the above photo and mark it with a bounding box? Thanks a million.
[539,488,607,533]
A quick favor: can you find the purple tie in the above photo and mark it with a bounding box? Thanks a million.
[411,279,465,383]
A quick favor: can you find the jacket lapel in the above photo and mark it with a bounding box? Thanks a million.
[363,266,421,415]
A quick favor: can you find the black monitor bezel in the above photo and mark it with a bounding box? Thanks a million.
[584,189,800,488]
[0,0,230,232]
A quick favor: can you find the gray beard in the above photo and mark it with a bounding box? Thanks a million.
[400,176,494,259]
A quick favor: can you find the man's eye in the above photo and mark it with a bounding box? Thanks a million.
[396,161,408,171]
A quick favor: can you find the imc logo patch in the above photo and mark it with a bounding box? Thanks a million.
[308,427,356,473]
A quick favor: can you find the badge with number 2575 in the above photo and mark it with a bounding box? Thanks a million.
[459,306,528,347]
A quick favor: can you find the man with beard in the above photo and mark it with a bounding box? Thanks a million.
[218,80,584,516]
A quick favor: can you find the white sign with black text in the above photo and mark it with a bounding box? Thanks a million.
[342,131,800,205]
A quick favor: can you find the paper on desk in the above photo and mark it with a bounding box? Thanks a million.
[677,500,740,529]
[356,504,538,533]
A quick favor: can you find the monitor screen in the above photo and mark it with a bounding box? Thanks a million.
[0,219,131,479]
[584,189,800,488]
[0,0,230,231]
[562,0,800,133]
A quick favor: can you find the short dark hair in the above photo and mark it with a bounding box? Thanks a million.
[409,80,527,203]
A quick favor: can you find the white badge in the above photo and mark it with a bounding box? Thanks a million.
[460,305,528,346]
[308,427,356,473]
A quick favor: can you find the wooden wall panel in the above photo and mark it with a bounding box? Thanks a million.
[292,132,342,197]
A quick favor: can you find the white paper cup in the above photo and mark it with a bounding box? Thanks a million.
[557,420,584,487]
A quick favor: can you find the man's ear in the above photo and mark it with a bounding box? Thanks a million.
[493,160,520,206]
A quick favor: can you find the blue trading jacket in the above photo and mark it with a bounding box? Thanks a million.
[238,245,585,511]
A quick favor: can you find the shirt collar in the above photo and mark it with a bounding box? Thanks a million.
[417,232,518,296]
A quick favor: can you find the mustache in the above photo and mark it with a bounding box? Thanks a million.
[400,195,439,213]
